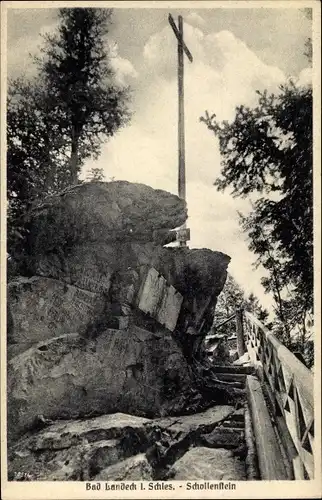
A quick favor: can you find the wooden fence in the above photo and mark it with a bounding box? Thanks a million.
[243,311,314,480]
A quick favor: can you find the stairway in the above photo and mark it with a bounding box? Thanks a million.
[155,363,260,481]
[211,364,293,481]
[205,309,315,481]
[209,364,260,480]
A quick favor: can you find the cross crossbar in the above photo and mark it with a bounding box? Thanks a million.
[168,14,193,63]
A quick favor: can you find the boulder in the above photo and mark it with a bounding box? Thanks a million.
[10,440,123,481]
[143,406,237,475]
[152,247,230,299]
[7,327,194,443]
[93,454,153,481]
[12,181,228,320]
[8,407,249,481]
[9,180,230,352]
[31,241,157,298]
[34,243,117,295]
[17,413,151,450]
[33,243,230,309]
[7,180,232,453]
[23,181,187,260]
[7,277,105,355]
[8,248,230,357]
[169,447,246,480]
[8,413,152,481]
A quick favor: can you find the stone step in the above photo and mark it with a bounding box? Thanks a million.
[229,408,245,422]
[215,372,247,383]
[199,427,244,450]
[222,420,245,430]
[212,365,254,375]
[219,381,245,390]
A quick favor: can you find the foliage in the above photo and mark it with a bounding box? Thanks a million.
[201,81,313,367]
[7,8,130,256]
[213,274,269,336]
[214,274,244,320]
[244,292,270,325]
[85,167,106,182]
[7,79,70,249]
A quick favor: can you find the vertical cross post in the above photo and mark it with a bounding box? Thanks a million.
[177,15,185,201]
[168,13,193,247]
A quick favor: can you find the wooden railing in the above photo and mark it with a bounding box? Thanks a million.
[243,311,314,480]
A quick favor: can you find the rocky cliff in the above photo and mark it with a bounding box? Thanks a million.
[7,181,230,445]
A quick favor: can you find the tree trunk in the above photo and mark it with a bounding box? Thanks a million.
[301,311,307,348]
[69,125,79,184]
[271,272,290,340]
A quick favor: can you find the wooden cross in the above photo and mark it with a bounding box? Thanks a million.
[168,14,193,246]
[168,13,193,202]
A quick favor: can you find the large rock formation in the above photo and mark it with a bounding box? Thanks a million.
[7,180,230,445]
[8,327,194,443]
[8,405,248,481]
[23,181,187,256]
[8,413,153,481]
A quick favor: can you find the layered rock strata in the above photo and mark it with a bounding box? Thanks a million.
[8,181,230,444]
[8,406,247,481]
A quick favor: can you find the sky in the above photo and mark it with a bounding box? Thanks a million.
[6,5,312,309]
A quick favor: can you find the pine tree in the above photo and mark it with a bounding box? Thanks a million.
[201,83,313,320]
[34,8,130,183]
[8,8,130,255]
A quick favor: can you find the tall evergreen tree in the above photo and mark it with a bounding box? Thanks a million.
[34,8,130,183]
[8,8,130,253]
[201,81,313,355]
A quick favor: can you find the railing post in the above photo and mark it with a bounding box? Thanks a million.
[236,307,246,357]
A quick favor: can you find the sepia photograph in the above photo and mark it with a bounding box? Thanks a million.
[1,1,320,498]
